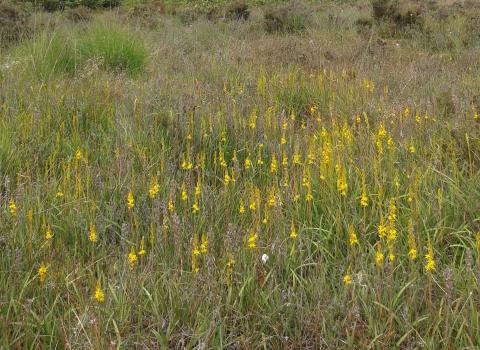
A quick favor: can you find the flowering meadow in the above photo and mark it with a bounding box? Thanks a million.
[1,1,480,348]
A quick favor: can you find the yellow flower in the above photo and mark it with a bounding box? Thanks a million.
[378,218,387,239]
[148,179,160,199]
[200,233,208,255]
[128,247,137,270]
[360,193,368,208]
[376,249,384,267]
[388,198,396,222]
[476,231,480,252]
[224,170,231,186]
[408,248,417,261]
[168,195,175,213]
[247,231,257,249]
[270,153,277,174]
[343,274,352,285]
[408,139,416,154]
[138,236,146,256]
[192,201,200,214]
[293,153,302,165]
[89,223,97,243]
[75,148,82,161]
[425,241,435,273]
[349,224,358,246]
[94,281,105,303]
[45,225,53,241]
[38,263,47,283]
[181,183,188,201]
[268,187,276,207]
[127,191,135,210]
[244,156,252,170]
[9,198,17,217]
[193,234,200,257]
[226,255,235,286]
[239,199,245,214]
[336,168,347,197]
[290,221,297,239]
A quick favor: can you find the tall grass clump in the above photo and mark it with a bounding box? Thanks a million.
[21,31,77,79]
[77,20,147,75]
[15,19,146,78]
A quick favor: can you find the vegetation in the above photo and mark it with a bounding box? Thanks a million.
[1,0,479,348]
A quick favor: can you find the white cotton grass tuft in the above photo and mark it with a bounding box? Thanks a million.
[261,253,269,264]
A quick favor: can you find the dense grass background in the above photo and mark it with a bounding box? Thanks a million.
[1,0,480,348]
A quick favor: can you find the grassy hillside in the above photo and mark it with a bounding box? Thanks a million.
[1,0,479,348]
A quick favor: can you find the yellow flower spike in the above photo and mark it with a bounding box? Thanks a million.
[192,200,200,214]
[408,247,417,261]
[348,224,358,246]
[388,198,397,223]
[9,198,17,217]
[376,244,384,267]
[94,280,105,303]
[195,179,201,196]
[476,231,480,252]
[336,166,347,197]
[378,216,387,239]
[360,192,368,208]
[138,236,146,256]
[407,219,417,261]
[270,153,277,174]
[89,223,97,243]
[425,241,435,273]
[290,221,297,239]
[268,186,276,207]
[247,231,257,249]
[148,178,160,199]
[193,234,200,257]
[45,224,53,241]
[181,182,188,202]
[360,171,368,208]
[226,255,235,286]
[408,138,416,154]
[200,233,208,255]
[75,148,82,161]
[38,263,47,283]
[343,274,352,286]
[128,247,137,271]
[127,191,135,210]
[378,122,386,139]
[244,155,252,170]
[168,194,175,213]
[224,169,231,186]
[248,110,257,130]
[239,199,245,214]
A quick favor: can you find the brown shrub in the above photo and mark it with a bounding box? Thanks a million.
[66,6,92,23]
[372,0,424,34]
[264,3,309,34]
[224,0,249,21]
[128,1,167,28]
[0,2,31,45]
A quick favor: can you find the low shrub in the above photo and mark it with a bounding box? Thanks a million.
[35,0,121,12]
[264,3,309,34]
[0,1,31,45]
[66,5,92,22]
[371,0,424,37]
[225,0,249,21]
